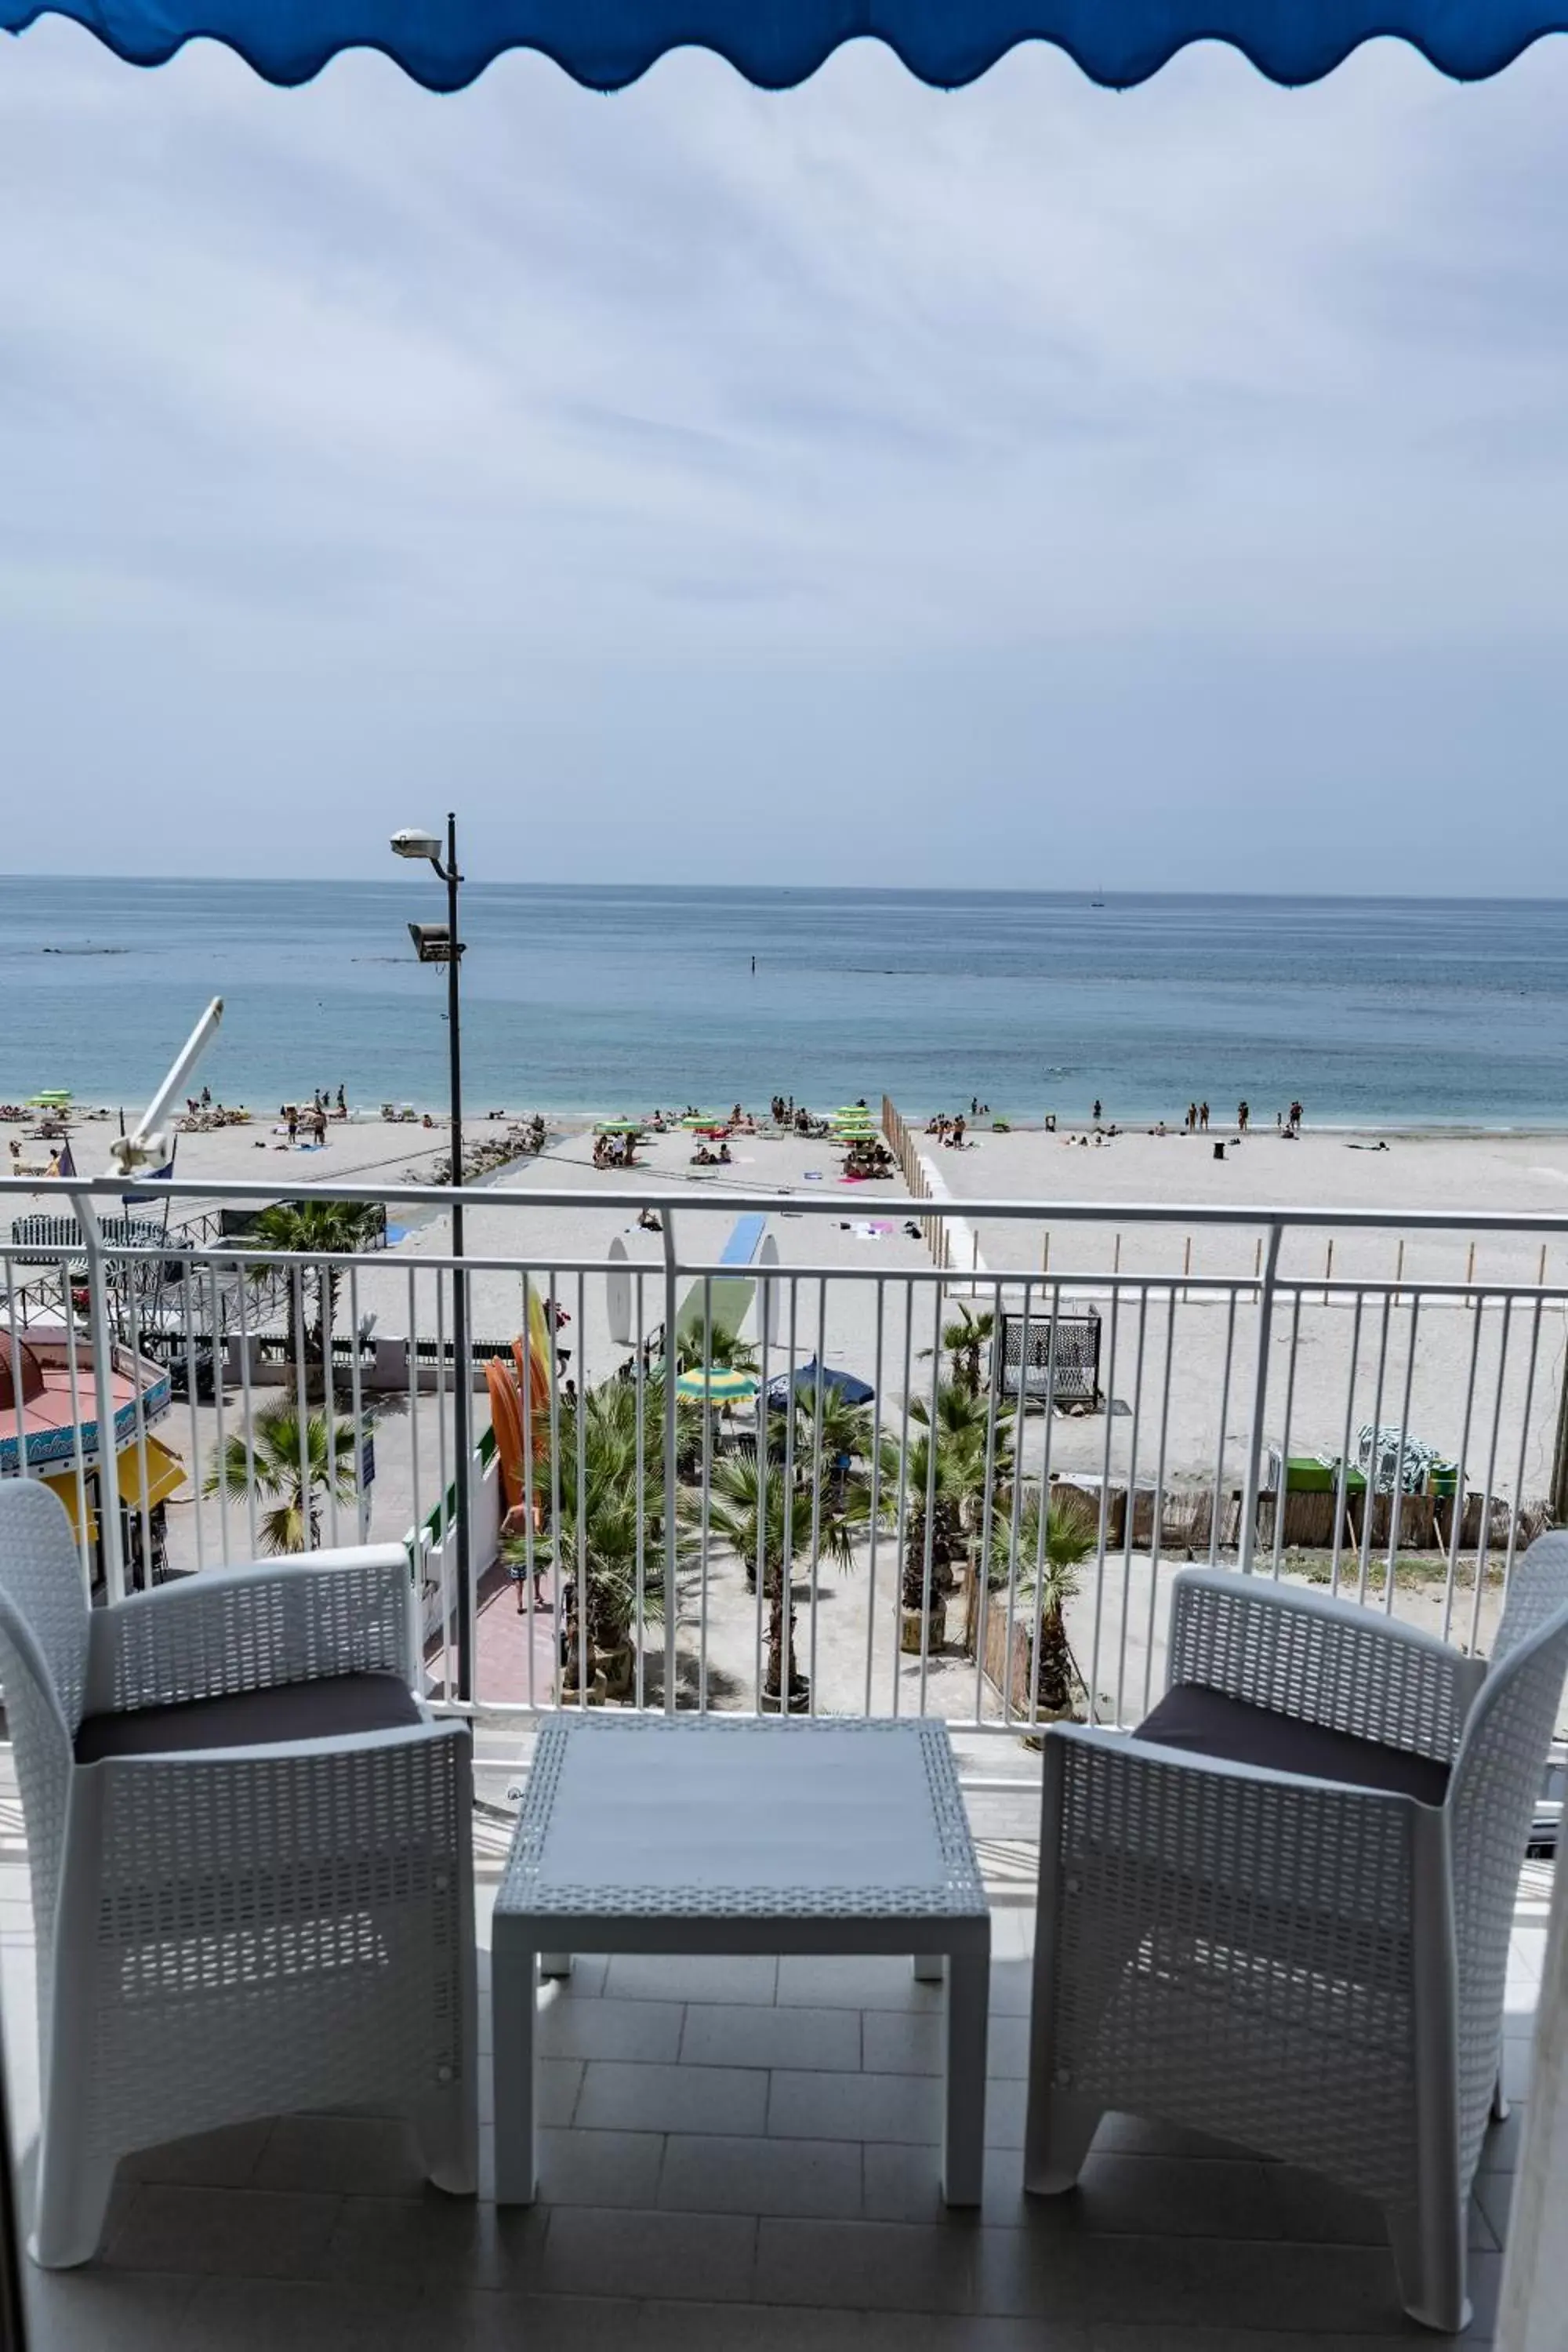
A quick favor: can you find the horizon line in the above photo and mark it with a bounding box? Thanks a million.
[7,874,1568,908]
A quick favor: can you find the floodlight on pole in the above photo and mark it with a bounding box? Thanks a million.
[393,814,473,1703]
[390,828,444,865]
[408,924,460,964]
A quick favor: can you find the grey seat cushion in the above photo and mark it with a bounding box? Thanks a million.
[1134,1682,1451,1809]
[75,1671,421,1762]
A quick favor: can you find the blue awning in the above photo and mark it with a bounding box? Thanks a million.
[2,0,1563,92]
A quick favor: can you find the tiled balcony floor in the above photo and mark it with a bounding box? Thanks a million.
[2,1798,1548,2352]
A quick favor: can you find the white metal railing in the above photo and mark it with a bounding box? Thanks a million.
[4,1168,1568,1740]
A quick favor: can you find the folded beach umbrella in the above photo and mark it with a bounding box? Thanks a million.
[1,0,1558,91]
[513,1280,554,1457]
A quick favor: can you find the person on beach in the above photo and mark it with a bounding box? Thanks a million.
[501,1501,550,1608]
[1199,1102,1209,1131]
[1092,1099,1102,1124]
[286,1107,298,1145]
[1237,1100,1250,1133]
[1187,1102,1198,1133]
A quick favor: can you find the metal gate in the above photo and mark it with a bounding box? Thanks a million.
[993,1305,1101,1406]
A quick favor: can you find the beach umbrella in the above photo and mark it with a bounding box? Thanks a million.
[674,1367,758,1405]
[27,1092,72,1109]
[594,1120,644,1135]
[765,1359,875,1410]
[3,0,1555,89]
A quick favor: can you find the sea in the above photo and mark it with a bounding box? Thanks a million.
[2,877,1566,1131]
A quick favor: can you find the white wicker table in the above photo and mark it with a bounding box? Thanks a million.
[492,1715,991,2206]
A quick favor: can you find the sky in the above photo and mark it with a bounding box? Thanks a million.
[2,24,1567,893]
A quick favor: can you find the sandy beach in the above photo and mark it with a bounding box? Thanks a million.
[8,1104,1568,1721]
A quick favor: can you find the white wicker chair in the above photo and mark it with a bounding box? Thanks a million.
[0,1478,477,2267]
[1025,1538,1568,2334]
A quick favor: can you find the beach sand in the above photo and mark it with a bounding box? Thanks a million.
[8,1108,1566,1722]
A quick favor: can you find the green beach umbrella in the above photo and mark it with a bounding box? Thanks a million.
[674,1367,758,1405]
[595,1119,644,1134]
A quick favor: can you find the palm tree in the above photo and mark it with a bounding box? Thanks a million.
[881,1425,974,1621]
[205,1399,359,1555]
[777,1381,873,1502]
[911,1377,1004,1446]
[987,1487,1097,1719]
[249,1200,383,1396]
[675,1316,758,1377]
[941,1305,996,1397]
[507,1374,700,1687]
[905,1381,1014,1549]
[696,1453,868,1709]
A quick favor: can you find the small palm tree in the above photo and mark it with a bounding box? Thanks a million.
[778,1383,873,1501]
[987,1488,1097,1719]
[881,1426,972,1615]
[510,1376,693,1662]
[529,1488,666,1658]
[250,1200,383,1396]
[909,1382,1012,1506]
[903,1381,1014,1555]
[696,1453,868,1708]
[676,1317,758,1377]
[941,1305,996,1397]
[911,1377,1006,1448]
[205,1400,359,1555]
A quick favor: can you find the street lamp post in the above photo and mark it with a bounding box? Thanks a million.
[392,815,472,1703]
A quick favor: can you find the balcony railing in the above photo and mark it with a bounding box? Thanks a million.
[4,1167,1567,1755]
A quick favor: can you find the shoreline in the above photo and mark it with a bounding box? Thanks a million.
[9,1101,1568,1146]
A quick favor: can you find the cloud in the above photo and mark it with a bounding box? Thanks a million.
[2,26,1567,887]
